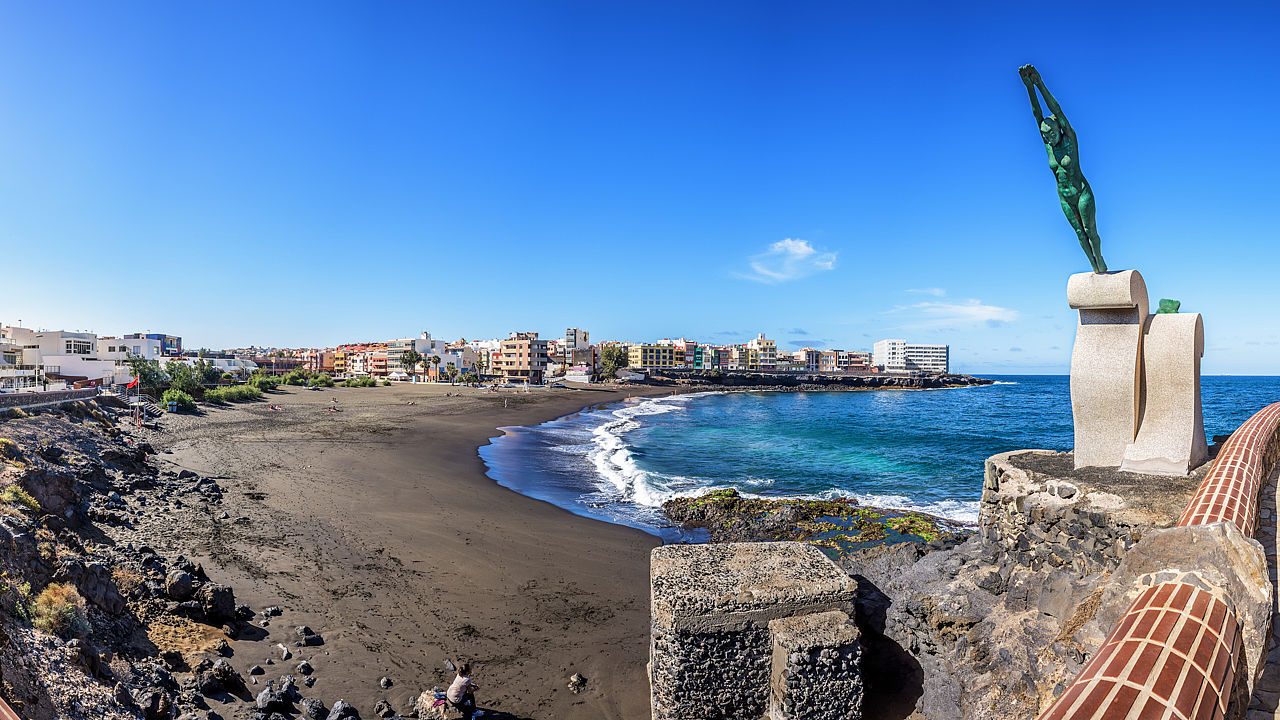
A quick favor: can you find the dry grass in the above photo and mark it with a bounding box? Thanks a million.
[29,582,87,638]
[111,567,144,598]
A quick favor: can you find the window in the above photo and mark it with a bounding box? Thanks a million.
[65,340,92,355]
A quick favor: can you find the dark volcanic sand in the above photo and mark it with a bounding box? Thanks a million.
[127,383,671,719]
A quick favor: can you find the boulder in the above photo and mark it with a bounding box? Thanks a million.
[199,583,236,623]
[1076,521,1273,694]
[255,683,291,712]
[52,560,126,615]
[301,697,329,719]
[166,571,194,601]
[329,699,360,719]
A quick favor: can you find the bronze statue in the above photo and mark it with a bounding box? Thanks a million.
[1020,64,1107,273]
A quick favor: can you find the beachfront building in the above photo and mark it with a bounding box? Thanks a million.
[839,350,874,373]
[304,350,336,374]
[496,332,549,385]
[17,327,131,386]
[746,334,777,371]
[628,343,679,369]
[793,348,821,372]
[873,339,949,373]
[564,328,589,366]
[775,353,804,372]
[123,333,182,356]
[0,334,39,391]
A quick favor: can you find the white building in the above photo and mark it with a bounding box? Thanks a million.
[384,332,474,381]
[872,339,949,374]
[2,326,130,386]
[0,334,39,391]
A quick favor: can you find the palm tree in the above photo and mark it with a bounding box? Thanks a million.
[431,355,442,381]
[400,350,424,381]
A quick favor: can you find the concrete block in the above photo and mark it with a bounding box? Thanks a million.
[768,611,862,720]
[649,542,858,720]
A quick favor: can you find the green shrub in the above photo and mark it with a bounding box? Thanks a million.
[339,377,377,388]
[0,438,21,462]
[0,485,40,513]
[203,385,263,404]
[29,583,87,638]
[281,369,312,386]
[311,373,335,388]
[248,374,280,392]
[161,389,197,413]
[381,380,391,386]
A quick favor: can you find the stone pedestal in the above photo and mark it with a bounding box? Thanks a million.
[1121,312,1208,475]
[769,611,862,720]
[649,542,858,720]
[1067,270,1149,469]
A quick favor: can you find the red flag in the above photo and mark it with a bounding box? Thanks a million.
[126,376,139,389]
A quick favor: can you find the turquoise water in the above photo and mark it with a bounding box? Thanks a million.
[478,376,1280,542]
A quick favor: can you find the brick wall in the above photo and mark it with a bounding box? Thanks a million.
[1039,401,1280,720]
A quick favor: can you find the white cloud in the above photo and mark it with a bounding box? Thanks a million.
[737,239,836,284]
[885,299,1020,329]
[906,287,946,297]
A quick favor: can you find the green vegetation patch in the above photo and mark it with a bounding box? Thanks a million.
[161,389,197,413]
[0,485,40,513]
[203,385,263,404]
[663,487,969,555]
[248,374,281,392]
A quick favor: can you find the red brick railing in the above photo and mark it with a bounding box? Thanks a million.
[0,696,20,719]
[1038,401,1280,720]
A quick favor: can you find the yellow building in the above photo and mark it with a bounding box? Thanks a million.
[628,344,680,369]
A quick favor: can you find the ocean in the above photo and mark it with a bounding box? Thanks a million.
[478,376,1280,542]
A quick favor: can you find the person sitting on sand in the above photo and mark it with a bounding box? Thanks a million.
[447,662,479,718]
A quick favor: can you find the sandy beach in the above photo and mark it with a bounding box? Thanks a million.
[128,383,672,719]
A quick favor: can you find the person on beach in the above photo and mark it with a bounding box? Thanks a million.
[447,662,479,718]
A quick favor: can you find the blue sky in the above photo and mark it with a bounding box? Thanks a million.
[1,2,1277,374]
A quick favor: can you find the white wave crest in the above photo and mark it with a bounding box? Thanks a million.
[581,395,980,525]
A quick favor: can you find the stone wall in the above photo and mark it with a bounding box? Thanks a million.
[980,449,1205,576]
[0,388,99,411]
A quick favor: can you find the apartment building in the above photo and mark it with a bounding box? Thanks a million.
[628,343,680,369]
[794,348,822,372]
[0,334,38,391]
[564,328,589,365]
[497,332,549,385]
[123,333,182,356]
[839,350,874,373]
[746,334,777,371]
[873,339,949,373]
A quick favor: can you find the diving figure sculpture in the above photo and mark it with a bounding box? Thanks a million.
[1020,64,1107,273]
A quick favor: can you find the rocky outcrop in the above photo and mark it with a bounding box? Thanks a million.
[662,488,970,549]
[642,369,993,391]
[838,448,1224,719]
